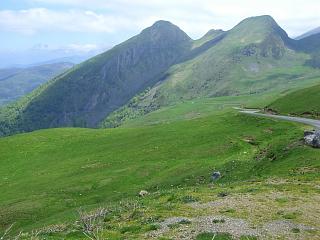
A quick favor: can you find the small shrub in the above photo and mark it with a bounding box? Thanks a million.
[220,208,236,214]
[179,219,191,225]
[168,223,180,229]
[212,218,225,224]
[145,224,160,231]
[240,235,258,240]
[291,228,300,233]
[129,210,143,220]
[245,188,259,193]
[142,215,162,224]
[120,225,142,234]
[180,195,199,203]
[275,197,288,204]
[283,212,299,220]
[196,232,233,240]
[217,192,228,197]
[167,194,178,202]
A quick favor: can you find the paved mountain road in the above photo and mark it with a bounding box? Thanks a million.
[238,108,320,129]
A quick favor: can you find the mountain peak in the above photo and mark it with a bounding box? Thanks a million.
[229,15,289,43]
[140,20,191,43]
[203,29,224,38]
[235,15,278,29]
[151,20,175,27]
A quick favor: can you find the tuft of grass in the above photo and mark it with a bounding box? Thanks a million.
[275,197,289,204]
[145,224,160,231]
[120,225,142,234]
[196,232,233,240]
[277,211,301,220]
[240,236,258,240]
[291,228,301,233]
[180,195,199,203]
[212,219,226,224]
[217,192,229,197]
[220,208,236,214]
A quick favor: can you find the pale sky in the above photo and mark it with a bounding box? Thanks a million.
[1,0,320,53]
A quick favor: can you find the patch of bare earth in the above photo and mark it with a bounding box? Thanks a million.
[147,180,320,239]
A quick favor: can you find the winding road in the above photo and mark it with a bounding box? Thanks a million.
[237,108,320,129]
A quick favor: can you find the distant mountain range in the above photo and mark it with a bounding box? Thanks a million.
[0,62,73,106]
[0,46,108,68]
[1,15,320,136]
[295,26,320,40]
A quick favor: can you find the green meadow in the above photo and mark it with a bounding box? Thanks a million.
[0,95,319,239]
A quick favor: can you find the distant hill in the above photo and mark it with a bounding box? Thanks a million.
[295,27,320,40]
[0,62,73,106]
[1,15,320,136]
[267,80,320,118]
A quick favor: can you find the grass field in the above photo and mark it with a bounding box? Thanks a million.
[0,95,319,239]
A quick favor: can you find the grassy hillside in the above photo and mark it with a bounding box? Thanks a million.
[0,96,319,237]
[0,63,73,106]
[267,80,320,118]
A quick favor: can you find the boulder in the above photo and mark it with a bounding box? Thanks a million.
[304,130,315,137]
[211,171,221,181]
[139,190,149,197]
[304,130,320,148]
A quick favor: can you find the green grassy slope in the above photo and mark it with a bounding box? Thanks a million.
[0,63,73,106]
[267,80,320,118]
[0,96,319,233]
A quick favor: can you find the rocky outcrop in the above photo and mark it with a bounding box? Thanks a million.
[304,130,320,148]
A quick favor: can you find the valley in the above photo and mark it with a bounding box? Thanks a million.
[0,12,319,240]
[0,63,74,106]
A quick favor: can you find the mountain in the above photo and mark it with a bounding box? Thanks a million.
[295,26,320,40]
[0,62,73,106]
[102,15,320,127]
[1,15,320,136]
[0,21,192,135]
[0,46,107,68]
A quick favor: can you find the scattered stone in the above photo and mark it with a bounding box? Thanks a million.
[139,190,149,197]
[211,171,221,181]
[304,129,320,148]
[304,130,315,137]
[217,192,228,198]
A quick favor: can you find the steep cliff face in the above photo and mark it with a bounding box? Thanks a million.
[0,21,192,134]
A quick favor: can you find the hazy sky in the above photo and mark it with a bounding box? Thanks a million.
[1,0,320,52]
